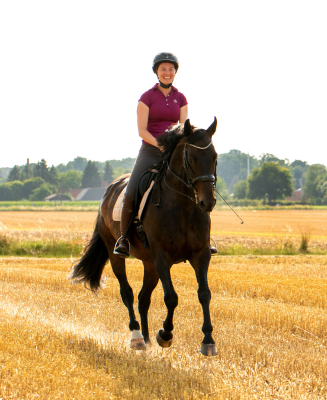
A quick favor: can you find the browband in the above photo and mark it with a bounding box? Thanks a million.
[187,142,213,150]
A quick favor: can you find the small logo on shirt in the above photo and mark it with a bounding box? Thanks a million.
[173,99,177,103]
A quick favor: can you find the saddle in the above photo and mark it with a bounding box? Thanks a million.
[112,168,159,248]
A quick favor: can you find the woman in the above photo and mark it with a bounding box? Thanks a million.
[114,52,216,257]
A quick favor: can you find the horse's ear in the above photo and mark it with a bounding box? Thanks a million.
[184,119,192,137]
[207,117,217,137]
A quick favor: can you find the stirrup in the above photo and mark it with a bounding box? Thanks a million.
[210,245,218,255]
[210,236,218,255]
[113,236,131,258]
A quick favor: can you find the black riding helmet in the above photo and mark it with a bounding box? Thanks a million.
[152,52,179,74]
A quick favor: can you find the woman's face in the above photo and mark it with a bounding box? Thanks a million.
[156,63,176,85]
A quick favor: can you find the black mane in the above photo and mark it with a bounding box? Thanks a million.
[156,124,206,160]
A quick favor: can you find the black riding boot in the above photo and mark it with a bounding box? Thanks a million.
[113,198,135,258]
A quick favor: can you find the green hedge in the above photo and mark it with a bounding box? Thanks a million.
[0,201,99,207]
[0,236,83,257]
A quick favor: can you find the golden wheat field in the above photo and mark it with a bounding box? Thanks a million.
[1,210,327,236]
[1,255,327,399]
[1,210,327,399]
[1,210,327,253]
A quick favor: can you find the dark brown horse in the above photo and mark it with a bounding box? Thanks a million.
[70,118,218,356]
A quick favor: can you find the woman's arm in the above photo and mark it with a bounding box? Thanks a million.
[179,105,188,125]
[137,101,160,148]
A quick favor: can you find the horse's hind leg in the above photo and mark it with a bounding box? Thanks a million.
[108,254,146,348]
[108,254,139,329]
[99,222,141,332]
[138,261,159,344]
[98,208,145,349]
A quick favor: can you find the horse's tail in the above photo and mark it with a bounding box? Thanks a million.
[70,218,109,292]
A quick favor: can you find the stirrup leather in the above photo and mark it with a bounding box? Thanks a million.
[113,236,131,256]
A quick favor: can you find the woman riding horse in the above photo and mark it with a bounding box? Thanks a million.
[70,53,219,356]
[114,52,217,257]
[71,117,219,356]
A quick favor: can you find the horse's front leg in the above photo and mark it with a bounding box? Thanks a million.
[138,261,159,344]
[190,249,217,356]
[154,252,177,348]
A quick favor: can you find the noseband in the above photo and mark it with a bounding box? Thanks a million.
[164,141,217,204]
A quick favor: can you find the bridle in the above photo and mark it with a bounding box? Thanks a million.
[164,141,217,204]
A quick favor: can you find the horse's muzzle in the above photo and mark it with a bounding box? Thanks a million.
[199,197,216,213]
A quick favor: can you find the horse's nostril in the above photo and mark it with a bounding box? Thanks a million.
[199,199,215,212]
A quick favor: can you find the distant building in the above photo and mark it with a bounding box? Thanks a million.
[101,181,110,188]
[69,189,83,199]
[286,188,303,202]
[68,188,107,201]
[44,194,72,202]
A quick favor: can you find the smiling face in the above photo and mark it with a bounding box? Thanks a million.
[156,62,176,85]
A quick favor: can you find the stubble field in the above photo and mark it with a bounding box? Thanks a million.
[1,210,327,399]
[1,210,327,235]
[1,210,327,255]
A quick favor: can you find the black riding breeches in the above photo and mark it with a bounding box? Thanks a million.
[124,143,164,202]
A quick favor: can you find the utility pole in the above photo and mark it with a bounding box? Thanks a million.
[27,158,31,178]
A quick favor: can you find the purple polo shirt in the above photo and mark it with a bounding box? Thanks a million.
[139,84,188,144]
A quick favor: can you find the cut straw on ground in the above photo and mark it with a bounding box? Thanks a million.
[1,256,327,399]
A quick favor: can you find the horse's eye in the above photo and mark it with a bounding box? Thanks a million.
[189,156,196,164]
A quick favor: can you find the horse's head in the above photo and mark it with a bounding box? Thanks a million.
[157,117,218,212]
[181,118,218,212]
[159,118,218,212]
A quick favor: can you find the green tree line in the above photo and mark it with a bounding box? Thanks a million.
[0,158,115,201]
[228,152,327,205]
[1,152,326,204]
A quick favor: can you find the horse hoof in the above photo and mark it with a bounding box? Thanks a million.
[130,339,146,350]
[200,343,217,356]
[130,330,146,350]
[156,329,173,348]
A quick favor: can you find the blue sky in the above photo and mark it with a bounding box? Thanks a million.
[1,0,326,168]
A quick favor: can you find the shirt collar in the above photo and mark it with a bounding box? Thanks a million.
[152,83,178,92]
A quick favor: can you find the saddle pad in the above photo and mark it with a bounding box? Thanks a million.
[112,187,127,221]
[112,181,155,222]
[138,180,155,221]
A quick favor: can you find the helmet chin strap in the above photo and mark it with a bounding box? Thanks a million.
[158,80,173,89]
